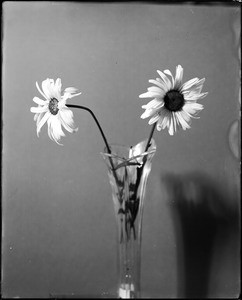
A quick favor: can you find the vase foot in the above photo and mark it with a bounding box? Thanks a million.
[118,283,136,298]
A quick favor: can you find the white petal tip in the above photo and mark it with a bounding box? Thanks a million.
[55,140,63,146]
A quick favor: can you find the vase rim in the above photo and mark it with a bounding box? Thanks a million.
[100,138,156,159]
[101,148,156,159]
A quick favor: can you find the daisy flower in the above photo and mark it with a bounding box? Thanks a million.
[139,65,208,135]
[30,78,82,145]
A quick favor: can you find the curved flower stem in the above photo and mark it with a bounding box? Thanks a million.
[66,104,120,192]
[67,104,112,154]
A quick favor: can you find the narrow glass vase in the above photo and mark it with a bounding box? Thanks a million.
[101,139,156,298]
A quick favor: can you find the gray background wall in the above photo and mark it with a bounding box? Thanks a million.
[2,2,240,298]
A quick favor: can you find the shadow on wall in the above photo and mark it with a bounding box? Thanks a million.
[161,171,240,298]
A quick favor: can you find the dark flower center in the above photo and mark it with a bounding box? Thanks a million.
[164,90,185,112]
[49,98,59,115]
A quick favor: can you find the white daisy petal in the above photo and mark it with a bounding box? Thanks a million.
[181,77,199,91]
[176,111,191,130]
[148,86,163,93]
[142,99,163,110]
[64,87,80,94]
[156,123,162,131]
[182,108,200,119]
[33,96,48,106]
[41,79,53,99]
[198,92,208,99]
[155,109,169,130]
[62,90,82,102]
[48,117,64,145]
[189,86,204,96]
[180,110,192,123]
[193,77,205,87]
[37,111,51,137]
[59,107,74,124]
[161,114,170,130]
[139,91,163,99]
[184,102,204,114]
[157,70,172,90]
[34,113,38,122]
[148,79,166,90]
[148,113,160,125]
[55,78,62,93]
[54,117,65,137]
[50,78,62,99]
[36,81,48,100]
[36,112,45,126]
[47,116,54,141]
[168,117,174,135]
[189,78,205,90]
[70,91,82,98]
[182,107,198,119]
[30,106,48,114]
[139,92,151,98]
[58,99,66,110]
[141,109,156,119]
[163,69,174,87]
[60,117,76,133]
[47,117,58,144]
[183,79,206,96]
[174,65,183,90]
[59,110,77,132]
[184,92,208,101]
[172,112,177,132]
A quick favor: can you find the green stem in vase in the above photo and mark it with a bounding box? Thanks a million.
[128,122,157,229]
